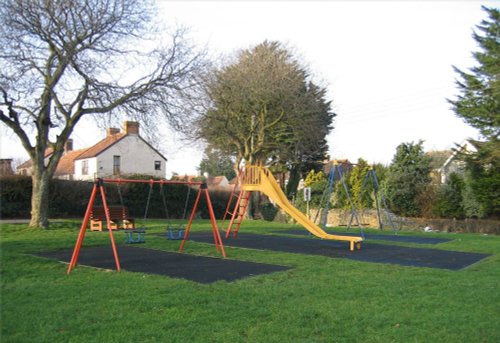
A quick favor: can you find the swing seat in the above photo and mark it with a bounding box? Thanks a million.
[166,225,185,240]
[125,229,145,244]
[90,206,134,231]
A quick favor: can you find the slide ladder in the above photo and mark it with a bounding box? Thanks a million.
[226,166,363,251]
[225,190,251,238]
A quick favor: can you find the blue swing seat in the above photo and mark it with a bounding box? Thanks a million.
[125,229,146,244]
[166,225,185,240]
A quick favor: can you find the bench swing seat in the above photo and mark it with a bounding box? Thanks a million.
[90,206,135,231]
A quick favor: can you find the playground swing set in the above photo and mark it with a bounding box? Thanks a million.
[67,178,226,274]
[67,165,366,275]
[314,161,396,235]
[313,160,366,239]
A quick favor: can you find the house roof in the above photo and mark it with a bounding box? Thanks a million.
[439,140,477,171]
[207,176,228,186]
[54,149,87,175]
[426,150,453,170]
[17,148,54,169]
[75,132,167,162]
[75,133,127,160]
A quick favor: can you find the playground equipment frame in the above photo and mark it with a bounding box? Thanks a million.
[67,177,226,275]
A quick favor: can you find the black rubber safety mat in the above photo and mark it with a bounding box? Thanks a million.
[36,245,290,284]
[188,233,489,270]
[274,229,453,245]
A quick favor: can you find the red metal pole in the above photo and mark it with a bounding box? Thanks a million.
[204,187,226,258]
[179,187,203,253]
[99,181,121,272]
[68,182,98,274]
[222,168,243,222]
[226,191,243,238]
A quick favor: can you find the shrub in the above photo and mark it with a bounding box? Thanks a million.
[432,173,465,219]
[261,202,279,221]
[0,176,232,220]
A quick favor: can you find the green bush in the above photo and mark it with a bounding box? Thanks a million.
[0,176,32,218]
[0,176,232,220]
[260,202,278,221]
[432,173,465,219]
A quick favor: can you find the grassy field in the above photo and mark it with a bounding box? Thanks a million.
[1,219,499,343]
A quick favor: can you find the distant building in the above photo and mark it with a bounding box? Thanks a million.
[207,175,230,188]
[17,121,167,180]
[434,140,477,184]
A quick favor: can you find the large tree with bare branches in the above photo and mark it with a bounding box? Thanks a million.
[0,0,206,228]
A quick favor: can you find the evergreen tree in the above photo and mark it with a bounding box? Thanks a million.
[449,6,500,140]
[461,143,499,217]
[461,171,487,218]
[384,141,432,217]
[349,159,373,209]
[432,173,465,219]
[198,146,236,180]
[449,6,500,217]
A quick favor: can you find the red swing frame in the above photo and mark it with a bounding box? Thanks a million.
[67,178,226,275]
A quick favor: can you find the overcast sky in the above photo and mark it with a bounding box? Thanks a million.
[1,1,497,176]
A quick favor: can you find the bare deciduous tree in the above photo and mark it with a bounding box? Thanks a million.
[0,0,206,227]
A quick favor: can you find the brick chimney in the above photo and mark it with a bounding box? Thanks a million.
[123,121,139,135]
[107,128,120,137]
[0,159,14,176]
[64,139,73,152]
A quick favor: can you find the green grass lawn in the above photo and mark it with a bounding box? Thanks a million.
[1,219,499,343]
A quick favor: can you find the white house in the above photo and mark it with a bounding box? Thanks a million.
[74,121,167,180]
[437,140,477,184]
[18,121,168,180]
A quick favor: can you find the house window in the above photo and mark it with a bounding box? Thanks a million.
[113,155,121,175]
[154,161,161,171]
[82,160,89,175]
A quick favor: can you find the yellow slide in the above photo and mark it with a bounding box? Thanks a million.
[242,166,363,251]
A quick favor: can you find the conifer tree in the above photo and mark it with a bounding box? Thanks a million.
[449,6,500,217]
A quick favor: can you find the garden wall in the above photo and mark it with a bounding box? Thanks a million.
[306,208,499,235]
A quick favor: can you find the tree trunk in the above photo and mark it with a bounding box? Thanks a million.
[29,171,50,228]
[285,165,301,199]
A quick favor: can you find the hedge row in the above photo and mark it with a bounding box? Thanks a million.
[0,176,232,220]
